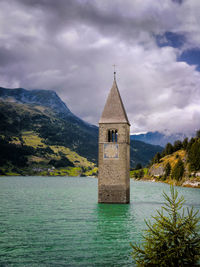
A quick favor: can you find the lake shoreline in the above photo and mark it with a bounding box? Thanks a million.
[133,176,200,188]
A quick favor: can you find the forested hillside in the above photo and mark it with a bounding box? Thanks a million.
[0,100,98,176]
[142,131,200,187]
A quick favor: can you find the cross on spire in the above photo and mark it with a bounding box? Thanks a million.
[112,64,117,80]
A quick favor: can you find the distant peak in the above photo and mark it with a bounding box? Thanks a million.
[0,86,72,115]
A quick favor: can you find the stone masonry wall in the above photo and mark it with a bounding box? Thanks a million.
[98,123,130,203]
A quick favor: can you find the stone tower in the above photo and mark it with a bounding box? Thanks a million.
[98,75,130,204]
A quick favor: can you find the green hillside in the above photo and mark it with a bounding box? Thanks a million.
[0,130,97,176]
[135,132,200,187]
[0,101,98,176]
[130,139,163,167]
[0,99,98,164]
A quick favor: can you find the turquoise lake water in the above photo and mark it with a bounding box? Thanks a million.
[0,177,199,266]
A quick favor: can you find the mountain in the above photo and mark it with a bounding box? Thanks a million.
[0,87,98,163]
[130,140,163,168]
[131,131,188,147]
[0,87,78,116]
[0,86,96,127]
[0,87,163,174]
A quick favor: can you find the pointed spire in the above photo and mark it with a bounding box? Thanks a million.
[99,78,130,125]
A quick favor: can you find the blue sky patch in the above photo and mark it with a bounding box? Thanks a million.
[178,49,200,71]
[156,32,185,48]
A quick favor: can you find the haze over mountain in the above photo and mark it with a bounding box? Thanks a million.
[131,131,189,147]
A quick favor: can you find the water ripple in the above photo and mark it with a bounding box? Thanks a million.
[0,177,199,266]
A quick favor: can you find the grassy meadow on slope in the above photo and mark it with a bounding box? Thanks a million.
[0,130,97,176]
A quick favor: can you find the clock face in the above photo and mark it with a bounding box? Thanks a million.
[104,144,119,159]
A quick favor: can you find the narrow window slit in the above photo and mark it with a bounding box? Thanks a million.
[108,129,118,142]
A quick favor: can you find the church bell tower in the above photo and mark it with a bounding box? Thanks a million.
[98,74,130,204]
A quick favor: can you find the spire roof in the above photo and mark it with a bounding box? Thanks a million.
[99,78,130,125]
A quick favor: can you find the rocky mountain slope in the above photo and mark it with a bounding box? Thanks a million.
[0,87,70,113]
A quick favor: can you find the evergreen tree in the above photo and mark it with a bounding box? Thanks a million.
[161,150,166,158]
[182,137,188,150]
[135,163,142,170]
[153,152,161,164]
[164,162,171,179]
[138,169,144,179]
[173,140,182,152]
[131,186,200,266]
[188,140,200,172]
[196,129,200,139]
[187,137,195,152]
[164,143,174,155]
[171,159,184,181]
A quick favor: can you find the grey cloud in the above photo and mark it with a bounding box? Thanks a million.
[0,0,200,135]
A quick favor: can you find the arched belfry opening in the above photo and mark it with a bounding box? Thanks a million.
[98,75,130,204]
[108,129,118,142]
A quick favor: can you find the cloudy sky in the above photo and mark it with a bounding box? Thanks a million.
[0,0,200,134]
